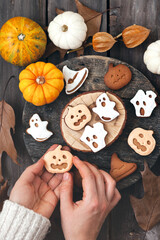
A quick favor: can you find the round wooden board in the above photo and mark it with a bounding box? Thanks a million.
[61,91,127,152]
[22,56,160,189]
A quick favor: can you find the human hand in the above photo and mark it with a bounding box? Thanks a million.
[60,157,121,240]
[10,144,67,219]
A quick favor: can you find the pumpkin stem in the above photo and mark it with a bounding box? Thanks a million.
[62,25,68,32]
[18,33,25,41]
[36,76,45,85]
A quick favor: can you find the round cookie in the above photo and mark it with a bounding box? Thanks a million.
[104,63,132,90]
[60,91,127,152]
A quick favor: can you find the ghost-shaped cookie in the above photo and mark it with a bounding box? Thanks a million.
[63,65,89,95]
[80,122,107,152]
[92,93,119,122]
[26,114,53,142]
[130,90,157,117]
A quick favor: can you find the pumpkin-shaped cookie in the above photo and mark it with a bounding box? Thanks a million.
[65,104,91,131]
[0,17,47,66]
[43,145,73,173]
[19,62,64,106]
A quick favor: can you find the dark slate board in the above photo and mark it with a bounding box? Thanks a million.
[22,56,160,189]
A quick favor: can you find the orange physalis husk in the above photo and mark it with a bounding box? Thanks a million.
[122,24,150,48]
[92,32,116,52]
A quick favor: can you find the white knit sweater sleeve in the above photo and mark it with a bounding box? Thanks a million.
[0,200,51,240]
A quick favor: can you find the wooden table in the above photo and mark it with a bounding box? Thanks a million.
[1,0,160,239]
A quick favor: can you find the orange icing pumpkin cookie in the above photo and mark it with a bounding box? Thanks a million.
[128,128,156,156]
[42,145,73,173]
[110,153,137,182]
[104,63,132,90]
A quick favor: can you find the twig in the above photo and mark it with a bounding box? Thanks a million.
[85,7,120,23]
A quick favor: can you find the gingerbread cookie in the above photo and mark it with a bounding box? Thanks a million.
[63,65,88,95]
[42,145,73,173]
[92,93,119,122]
[80,122,108,152]
[26,114,53,142]
[65,104,92,131]
[110,153,137,182]
[104,63,132,90]
[130,90,157,117]
[128,128,156,156]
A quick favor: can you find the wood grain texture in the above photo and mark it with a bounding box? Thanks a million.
[109,1,160,239]
[1,0,160,240]
[23,56,160,191]
[109,0,160,94]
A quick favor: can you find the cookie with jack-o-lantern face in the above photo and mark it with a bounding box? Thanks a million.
[128,128,156,156]
[43,145,73,173]
[104,63,132,90]
[65,104,92,131]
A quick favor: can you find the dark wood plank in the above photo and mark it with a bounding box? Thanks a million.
[0,0,46,202]
[109,0,160,94]
[109,0,160,239]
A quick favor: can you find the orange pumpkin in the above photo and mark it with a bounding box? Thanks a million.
[19,62,64,106]
[0,17,47,66]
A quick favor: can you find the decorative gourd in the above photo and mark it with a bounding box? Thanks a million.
[144,40,160,74]
[19,62,64,106]
[0,17,47,66]
[92,32,116,52]
[48,11,87,50]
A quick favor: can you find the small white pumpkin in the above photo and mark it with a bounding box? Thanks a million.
[144,40,160,74]
[48,11,87,50]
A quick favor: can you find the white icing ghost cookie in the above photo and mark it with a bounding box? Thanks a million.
[130,90,157,117]
[80,122,107,152]
[92,93,119,122]
[26,114,53,142]
[63,65,89,95]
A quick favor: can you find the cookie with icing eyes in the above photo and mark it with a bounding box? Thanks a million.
[42,145,73,173]
[128,128,156,156]
[65,104,92,131]
[104,63,132,90]
[130,89,157,117]
[26,113,53,142]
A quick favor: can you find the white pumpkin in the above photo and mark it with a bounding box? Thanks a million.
[48,11,87,50]
[144,40,160,74]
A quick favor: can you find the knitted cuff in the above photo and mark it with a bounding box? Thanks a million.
[0,200,51,240]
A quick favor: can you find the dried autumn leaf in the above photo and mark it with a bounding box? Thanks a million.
[75,0,102,39]
[92,32,116,52]
[122,24,150,48]
[0,100,18,183]
[130,161,160,231]
[0,181,9,211]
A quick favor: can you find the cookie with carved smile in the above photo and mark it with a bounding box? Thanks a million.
[104,63,132,90]
[42,145,73,173]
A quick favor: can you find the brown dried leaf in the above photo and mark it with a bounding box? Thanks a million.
[0,181,9,211]
[56,7,64,15]
[130,162,160,231]
[75,0,102,39]
[92,32,116,52]
[122,24,150,48]
[0,101,18,183]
